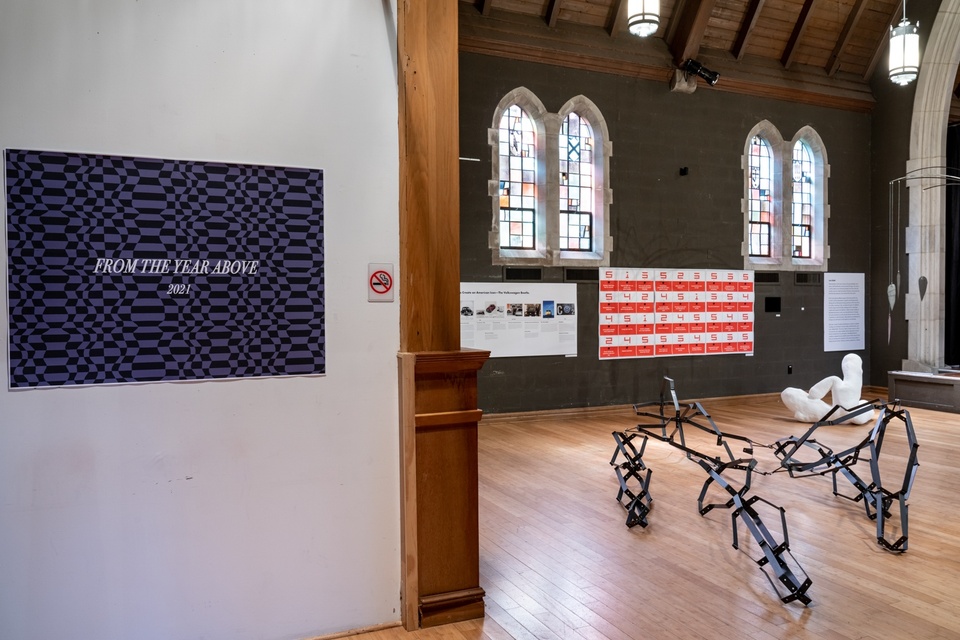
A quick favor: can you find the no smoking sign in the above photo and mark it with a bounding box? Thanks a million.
[367,263,395,302]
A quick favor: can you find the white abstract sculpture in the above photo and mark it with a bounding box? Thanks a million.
[781,354,874,425]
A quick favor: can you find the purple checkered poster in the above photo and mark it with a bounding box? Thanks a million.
[4,149,325,387]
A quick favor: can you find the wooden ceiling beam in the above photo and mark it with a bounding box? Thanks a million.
[460,34,874,112]
[476,0,493,16]
[826,0,868,77]
[546,0,563,27]
[606,0,627,37]
[732,0,765,61]
[781,0,817,70]
[458,5,876,113]
[668,0,717,67]
[864,1,903,81]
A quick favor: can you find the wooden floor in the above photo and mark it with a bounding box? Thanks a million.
[351,393,960,640]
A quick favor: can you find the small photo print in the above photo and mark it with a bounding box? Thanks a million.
[461,301,474,317]
[557,303,576,316]
[524,303,541,317]
[483,301,504,315]
[508,303,524,316]
[542,300,555,318]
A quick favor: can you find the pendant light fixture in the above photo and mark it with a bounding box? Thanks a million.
[889,0,920,86]
[627,0,660,38]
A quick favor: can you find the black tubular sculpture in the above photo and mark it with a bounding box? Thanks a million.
[772,400,919,552]
[610,376,920,606]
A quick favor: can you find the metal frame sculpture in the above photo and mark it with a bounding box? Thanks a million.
[772,400,919,551]
[610,376,920,606]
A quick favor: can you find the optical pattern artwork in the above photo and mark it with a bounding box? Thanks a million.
[5,149,325,387]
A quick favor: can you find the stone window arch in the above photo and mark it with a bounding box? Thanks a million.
[743,120,784,270]
[742,121,828,272]
[488,89,612,266]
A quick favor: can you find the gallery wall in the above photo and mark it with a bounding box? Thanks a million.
[867,0,944,384]
[460,53,875,412]
[0,2,401,639]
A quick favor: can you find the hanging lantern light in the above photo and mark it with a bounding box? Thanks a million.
[627,0,660,38]
[889,1,919,86]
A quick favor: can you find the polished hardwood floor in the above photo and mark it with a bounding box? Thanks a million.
[346,392,960,640]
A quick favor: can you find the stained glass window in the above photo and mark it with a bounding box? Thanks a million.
[743,123,828,271]
[791,140,813,258]
[559,112,593,251]
[748,135,772,257]
[498,104,536,249]
[490,90,613,266]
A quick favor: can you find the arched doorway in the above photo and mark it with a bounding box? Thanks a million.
[904,1,960,371]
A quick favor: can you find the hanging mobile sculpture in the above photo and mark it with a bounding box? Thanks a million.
[887,168,960,344]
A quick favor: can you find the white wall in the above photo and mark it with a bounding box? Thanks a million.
[0,2,400,639]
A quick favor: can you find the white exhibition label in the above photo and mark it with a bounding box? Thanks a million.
[460,282,578,357]
[823,272,865,352]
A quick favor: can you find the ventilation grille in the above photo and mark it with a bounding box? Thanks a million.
[564,268,598,282]
[754,272,780,284]
[503,267,543,282]
[795,272,823,286]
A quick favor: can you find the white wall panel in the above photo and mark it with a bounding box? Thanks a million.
[0,2,400,638]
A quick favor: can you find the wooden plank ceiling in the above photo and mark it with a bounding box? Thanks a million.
[460,0,960,122]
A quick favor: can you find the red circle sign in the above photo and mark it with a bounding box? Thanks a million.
[370,270,393,295]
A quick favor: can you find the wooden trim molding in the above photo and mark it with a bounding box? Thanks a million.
[398,354,420,629]
[419,587,486,627]
[481,388,890,423]
[412,349,490,374]
[415,409,485,429]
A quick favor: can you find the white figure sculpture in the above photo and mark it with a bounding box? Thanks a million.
[781,353,874,425]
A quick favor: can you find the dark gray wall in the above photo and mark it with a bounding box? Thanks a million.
[460,53,874,413]
[867,0,944,384]
[868,67,913,385]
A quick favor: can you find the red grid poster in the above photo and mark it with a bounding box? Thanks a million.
[599,268,754,359]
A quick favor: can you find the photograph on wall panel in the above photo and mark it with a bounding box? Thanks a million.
[460,282,577,357]
[4,149,325,388]
[599,268,754,359]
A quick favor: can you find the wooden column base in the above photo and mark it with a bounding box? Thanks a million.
[399,350,490,630]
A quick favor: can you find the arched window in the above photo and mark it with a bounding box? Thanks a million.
[742,121,783,269]
[748,135,774,257]
[742,122,827,272]
[559,112,593,251]
[791,140,814,258]
[489,89,611,267]
[789,127,828,269]
[498,104,537,250]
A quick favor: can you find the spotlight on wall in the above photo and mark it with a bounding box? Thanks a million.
[684,59,720,86]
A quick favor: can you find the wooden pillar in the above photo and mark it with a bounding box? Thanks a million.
[397,0,489,630]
